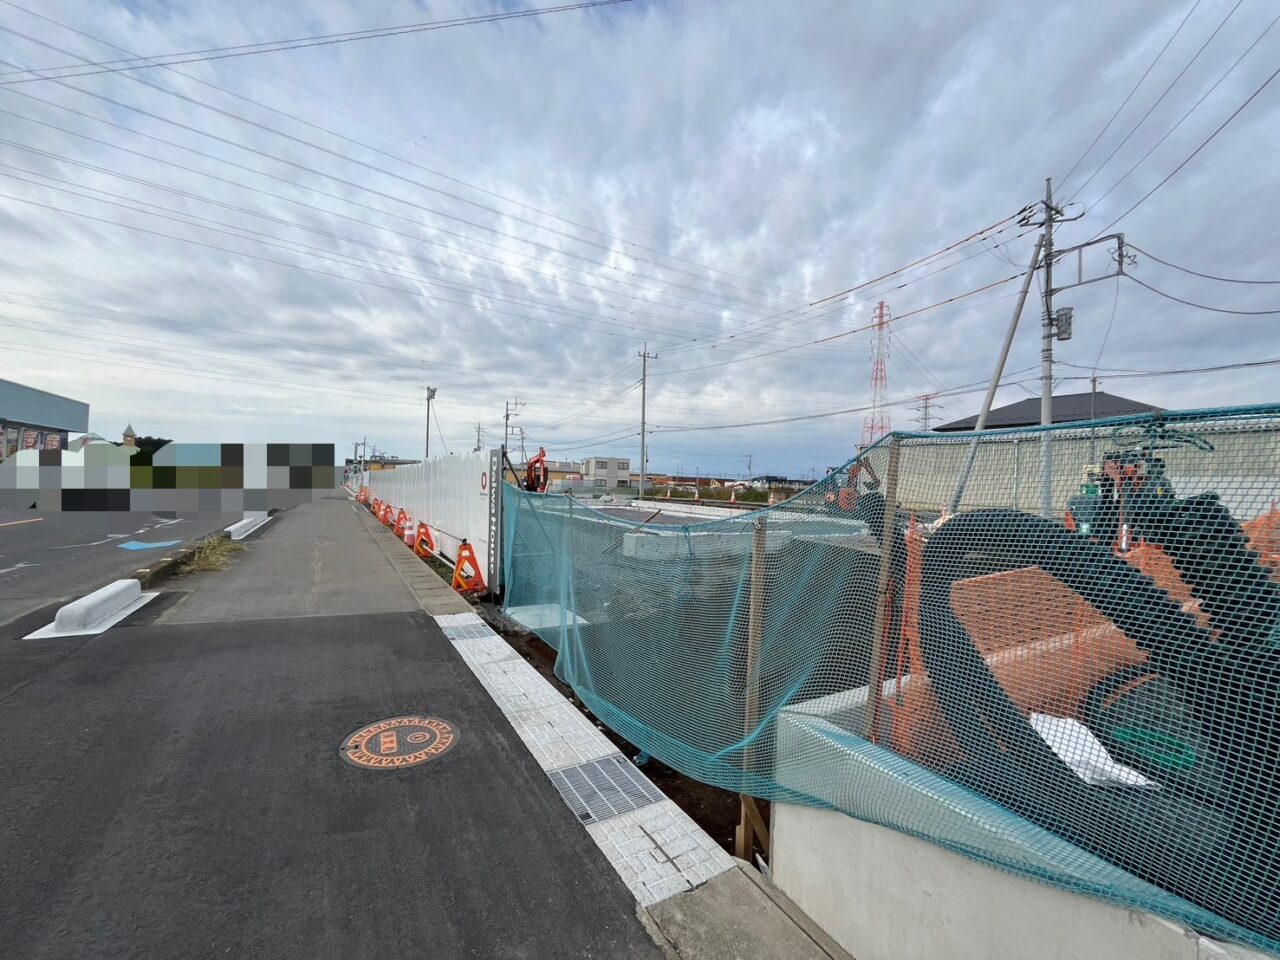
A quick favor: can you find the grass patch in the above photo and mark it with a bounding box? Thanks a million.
[177,534,245,574]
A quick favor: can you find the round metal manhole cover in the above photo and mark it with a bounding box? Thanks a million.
[340,716,457,770]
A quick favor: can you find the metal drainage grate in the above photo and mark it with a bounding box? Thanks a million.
[441,623,493,641]
[547,754,666,824]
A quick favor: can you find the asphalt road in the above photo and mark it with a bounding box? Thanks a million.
[0,500,662,960]
[0,510,234,627]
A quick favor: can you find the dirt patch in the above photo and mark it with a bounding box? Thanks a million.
[477,600,766,858]
[175,535,245,574]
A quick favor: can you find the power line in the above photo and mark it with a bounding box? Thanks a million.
[1126,274,1280,315]
[651,283,1027,379]
[0,186,714,346]
[0,63,789,320]
[1094,61,1280,237]
[648,371,1041,436]
[1069,0,1241,200]
[1059,357,1280,380]
[0,14,800,304]
[431,404,452,457]
[0,102,775,325]
[1085,9,1280,214]
[655,221,1037,361]
[0,1,633,83]
[1128,243,1280,284]
[0,0,786,305]
[0,157,754,341]
[1058,0,1203,190]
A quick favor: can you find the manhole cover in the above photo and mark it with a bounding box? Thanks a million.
[340,716,457,770]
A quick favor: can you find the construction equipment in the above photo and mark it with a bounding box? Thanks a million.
[910,419,1280,941]
[524,446,549,493]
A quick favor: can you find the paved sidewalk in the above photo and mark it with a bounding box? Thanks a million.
[0,495,662,959]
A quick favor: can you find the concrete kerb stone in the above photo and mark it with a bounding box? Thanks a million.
[24,578,158,639]
[225,512,272,541]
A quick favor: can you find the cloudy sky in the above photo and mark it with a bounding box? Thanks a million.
[1,0,1276,476]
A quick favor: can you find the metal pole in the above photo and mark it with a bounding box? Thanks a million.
[865,437,901,743]
[424,386,436,462]
[1040,178,1056,518]
[640,345,647,501]
[949,234,1044,513]
[638,344,654,502]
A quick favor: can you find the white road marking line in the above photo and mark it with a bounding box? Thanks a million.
[51,534,130,549]
[0,517,43,529]
[0,561,37,575]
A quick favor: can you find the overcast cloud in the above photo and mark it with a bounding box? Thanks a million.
[1,0,1276,476]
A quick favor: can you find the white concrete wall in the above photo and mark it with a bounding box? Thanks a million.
[770,803,1270,960]
[365,451,494,576]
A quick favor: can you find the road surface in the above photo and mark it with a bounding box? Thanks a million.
[0,509,233,628]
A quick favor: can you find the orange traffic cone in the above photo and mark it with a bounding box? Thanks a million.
[452,540,486,593]
[414,522,436,558]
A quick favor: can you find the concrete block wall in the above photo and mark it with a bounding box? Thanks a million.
[770,803,1272,960]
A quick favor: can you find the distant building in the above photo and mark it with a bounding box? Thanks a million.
[343,455,421,471]
[581,455,638,490]
[935,391,1160,432]
[0,378,90,459]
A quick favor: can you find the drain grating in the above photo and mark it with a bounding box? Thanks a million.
[547,754,666,824]
[441,623,493,641]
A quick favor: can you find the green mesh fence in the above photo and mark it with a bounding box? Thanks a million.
[502,404,1280,952]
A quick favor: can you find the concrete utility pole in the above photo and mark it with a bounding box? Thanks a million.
[424,386,437,462]
[948,234,1044,514]
[638,343,656,500]
[1040,179,1057,518]
[474,423,484,453]
[746,454,753,482]
[503,399,524,453]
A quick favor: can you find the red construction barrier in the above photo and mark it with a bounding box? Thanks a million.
[394,509,410,539]
[413,522,436,558]
[357,486,369,504]
[380,503,394,526]
[451,540,486,593]
[371,497,382,515]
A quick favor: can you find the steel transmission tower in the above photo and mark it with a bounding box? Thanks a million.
[860,301,891,449]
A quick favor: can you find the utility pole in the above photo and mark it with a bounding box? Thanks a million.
[1039,178,1062,518]
[746,454,753,483]
[474,423,485,453]
[503,398,524,453]
[639,343,656,501]
[424,386,437,462]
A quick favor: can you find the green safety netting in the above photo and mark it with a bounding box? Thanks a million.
[502,405,1280,953]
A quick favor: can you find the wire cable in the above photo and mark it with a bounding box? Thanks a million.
[1126,274,1280,315]
[1058,0,1203,192]
[1069,0,1241,200]
[1128,243,1280,284]
[0,16,801,303]
[1085,10,1280,215]
[431,404,452,456]
[0,1,633,83]
[1094,61,1280,237]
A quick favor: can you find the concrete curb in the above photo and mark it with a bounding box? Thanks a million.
[226,513,272,541]
[130,533,226,589]
[24,578,158,639]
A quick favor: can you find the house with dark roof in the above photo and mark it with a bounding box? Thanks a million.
[935,391,1160,432]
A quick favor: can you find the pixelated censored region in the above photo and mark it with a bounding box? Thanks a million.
[501,405,1280,954]
[0,443,335,511]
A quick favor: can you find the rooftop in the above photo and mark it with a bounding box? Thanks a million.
[935,391,1160,432]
